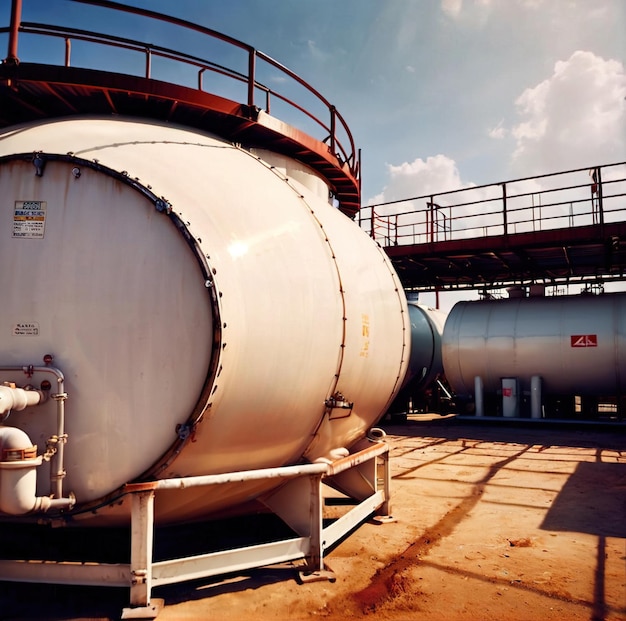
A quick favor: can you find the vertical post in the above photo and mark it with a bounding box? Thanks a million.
[144,48,152,79]
[429,197,435,243]
[596,166,604,227]
[329,106,336,158]
[306,474,324,573]
[380,449,391,517]
[64,38,71,67]
[502,182,508,236]
[530,375,542,419]
[474,376,484,417]
[357,148,362,198]
[247,49,256,108]
[6,0,22,65]
[129,490,155,608]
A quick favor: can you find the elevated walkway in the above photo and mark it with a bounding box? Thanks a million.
[361,162,626,291]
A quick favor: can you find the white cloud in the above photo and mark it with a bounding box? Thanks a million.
[511,51,626,175]
[488,119,506,139]
[306,39,330,62]
[440,0,495,19]
[380,154,465,203]
[364,155,501,247]
[441,0,463,18]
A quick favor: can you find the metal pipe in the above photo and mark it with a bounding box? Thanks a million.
[325,441,388,477]
[0,386,44,415]
[2,364,69,503]
[51,390,68,499]
[6,0,22,64]
[126,462,329,493]
[33,494,75,512]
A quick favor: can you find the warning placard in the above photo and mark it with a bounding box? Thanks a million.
[570,334,597,347]
[13,201,47,238]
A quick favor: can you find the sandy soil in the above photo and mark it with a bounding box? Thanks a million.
[1,416,625,620]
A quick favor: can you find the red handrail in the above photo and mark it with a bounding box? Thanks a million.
[2,0,359,184]
[363,162,626,246]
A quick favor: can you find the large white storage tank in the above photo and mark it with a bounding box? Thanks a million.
[442,293,626,398]
[0,117,410,525]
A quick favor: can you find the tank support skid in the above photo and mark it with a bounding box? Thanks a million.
[0,439,391,619]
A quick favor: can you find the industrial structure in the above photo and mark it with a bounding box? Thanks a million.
[363,162,626,421]
[0,1,411,617]
[0,1,625,618]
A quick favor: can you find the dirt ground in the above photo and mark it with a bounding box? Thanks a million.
[1,416,625,620]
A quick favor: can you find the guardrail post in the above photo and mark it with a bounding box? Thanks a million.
[248,49,256,108]
[6,0,22,64]
[429,197,435,243]
[502,182,508,236]
[144,48,151,79]
[597,166,604,227]
[330,106,336,157]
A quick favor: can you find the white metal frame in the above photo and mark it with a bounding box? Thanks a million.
[0,440,391,619]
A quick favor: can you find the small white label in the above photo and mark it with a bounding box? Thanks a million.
[13,201,47,238]
[13,322,40,336]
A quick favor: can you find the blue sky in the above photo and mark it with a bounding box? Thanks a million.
[6,0,624,200]
[3,0,625,307]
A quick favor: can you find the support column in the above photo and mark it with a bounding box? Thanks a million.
[122,489,163,619]
[474,376,484,417]
[306,474,324,573]
[530,375,542,419]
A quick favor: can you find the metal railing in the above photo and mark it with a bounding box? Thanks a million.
[360,162,626,246]
[2,0,359,182]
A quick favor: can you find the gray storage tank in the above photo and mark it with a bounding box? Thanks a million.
[442,293,626,398]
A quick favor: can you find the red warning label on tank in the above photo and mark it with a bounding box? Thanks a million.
[570,335,597,347]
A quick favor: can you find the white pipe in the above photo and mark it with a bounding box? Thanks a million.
[0,385,45,415]
[150,463,329,491]
[0,426,75,515]
[1,365,69,506]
